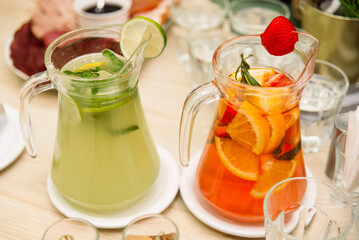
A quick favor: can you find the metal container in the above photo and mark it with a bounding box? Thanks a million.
[298,2,359,84]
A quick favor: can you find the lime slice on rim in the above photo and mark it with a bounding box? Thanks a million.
[120,16,167,59]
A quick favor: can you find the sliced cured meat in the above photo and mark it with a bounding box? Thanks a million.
[130,0,162,16]
[31,0,78,39]
[10,21,46,77]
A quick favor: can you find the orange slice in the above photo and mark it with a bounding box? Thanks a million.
[239,100,263,114]
[259,153,275,174]
[229,68,276,86]
[283,106,299,130]
[263,114,286,153]
[227,109,270,155]
[247,91,288,113]
[215,136,259,181]
[250,159,297,198]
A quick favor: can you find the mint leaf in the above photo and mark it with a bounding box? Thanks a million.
[63,69,100,78]
[101,49,124,73]
[114,125,139,135]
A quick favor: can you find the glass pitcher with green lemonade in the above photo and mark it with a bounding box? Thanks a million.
[19,24,161,212]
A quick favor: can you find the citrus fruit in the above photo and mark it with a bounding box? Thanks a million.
[215,136,259,181]
[239,100,263,114]
[250,159,297,198]
[263,114,286,153]
[120,16,167,59]
[75,62,106,72]
[259,153,275,174]
[229,68,276,86]
[283,106,299,130]
[227,109,270,155]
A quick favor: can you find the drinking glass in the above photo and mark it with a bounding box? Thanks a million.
[300,60,349,153]
[229,0,290,36]
[325,112,349,179]
[264,177,356,239]
[334,132,359,203]
[42,218,99,240]
[122,214,179,240]
[188,28,229,86]
[169,0,228,70]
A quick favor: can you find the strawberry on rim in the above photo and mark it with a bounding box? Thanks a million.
[260,16,298,56]
[231,16,298,88]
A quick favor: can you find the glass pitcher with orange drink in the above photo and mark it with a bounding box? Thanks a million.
[179,17,320,222]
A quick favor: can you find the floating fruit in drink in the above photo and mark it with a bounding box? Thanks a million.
[196,66,306,222]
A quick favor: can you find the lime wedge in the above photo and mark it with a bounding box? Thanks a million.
[120,16,167,59]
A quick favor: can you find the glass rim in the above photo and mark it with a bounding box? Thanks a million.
[303,59,349,100]
[229,0,291,19]
[170,0,229,11]
[212,32,320,93]
[43,24,146,83]
[122,214,180,240]
[72,0,132,19]
[42,218,99,240]
[263,176,355,240]
[335,132,347,155]
[334,112,349,133]
[169,0,229,23]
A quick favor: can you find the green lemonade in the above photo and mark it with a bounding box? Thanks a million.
[51,50,160,211]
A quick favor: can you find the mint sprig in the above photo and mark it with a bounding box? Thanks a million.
[63,67,100,78]
[63,49,125,78]
[100,49,125,73]
[234,54,261,87]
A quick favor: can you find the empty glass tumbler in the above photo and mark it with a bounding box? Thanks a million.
[264,177,356,239]
[42,218,99,240]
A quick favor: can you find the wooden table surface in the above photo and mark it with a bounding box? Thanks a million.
[0,0,331,239]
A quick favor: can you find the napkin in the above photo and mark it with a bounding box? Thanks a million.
[342,106,359,191]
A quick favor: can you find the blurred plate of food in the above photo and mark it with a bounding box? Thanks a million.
[6,0,170,80]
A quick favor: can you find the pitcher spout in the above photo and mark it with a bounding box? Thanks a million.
[293,32,320,89]
[118,34,151,74]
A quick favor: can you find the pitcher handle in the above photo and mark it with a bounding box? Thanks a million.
[19,72,54,158]
[179,81,222,167]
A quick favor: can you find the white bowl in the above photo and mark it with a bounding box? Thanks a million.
[73,0,132,28]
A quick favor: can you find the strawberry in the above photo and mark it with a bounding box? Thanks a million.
[274,77,294,87]
[260,16,298,56]
[220,102,238,124]
[215,125,229,138]
[263,72,295,87]
[262,73,284,87]
[273,141,301,160]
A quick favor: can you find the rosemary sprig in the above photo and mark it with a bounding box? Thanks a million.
[234,54,261,86]
[340,0,359,18]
